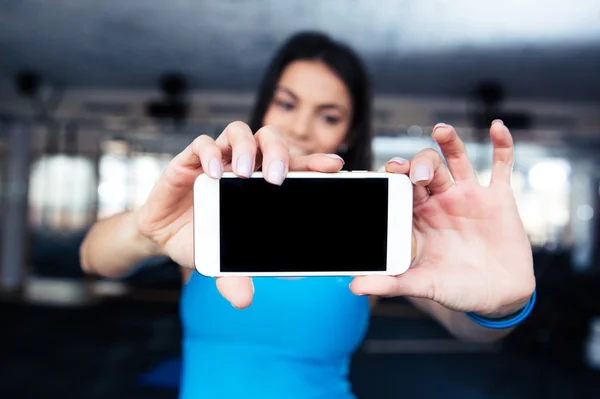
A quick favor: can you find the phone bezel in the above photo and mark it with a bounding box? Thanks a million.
[193,171,413,277]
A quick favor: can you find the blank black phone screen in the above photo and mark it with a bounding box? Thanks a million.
[219,177,388,273]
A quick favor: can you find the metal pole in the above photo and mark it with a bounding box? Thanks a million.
[570,160,595,273]
[0,119,31,293]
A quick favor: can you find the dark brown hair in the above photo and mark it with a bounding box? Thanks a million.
[248,31,373,170]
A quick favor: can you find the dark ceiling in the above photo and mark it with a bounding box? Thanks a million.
[1,0,599,101]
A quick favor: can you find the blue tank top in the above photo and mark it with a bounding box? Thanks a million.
[180,272,371,399]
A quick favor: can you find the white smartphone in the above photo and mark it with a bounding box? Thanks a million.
[193,171,413,277]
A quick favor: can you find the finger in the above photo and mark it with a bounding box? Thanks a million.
[289,153,345,172]
[410,148,453,195]
[216,277,254,309]
[431,123,477,182]
[350,267,436,299]
[254,125,291,185]
[216,121,257,178]
[190,135,223,179]
[385,157,428,204]
[489,120,514,185]
[384,157,410,174]
[165,135,220,186]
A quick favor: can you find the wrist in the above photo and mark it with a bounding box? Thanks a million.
[466,290,537,329]
[131,210,165,258]
[474,297,531,320]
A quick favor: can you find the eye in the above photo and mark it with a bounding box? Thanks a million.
[276,100,294,111]
[323,115,341,125]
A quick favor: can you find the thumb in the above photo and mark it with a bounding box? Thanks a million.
[216,277,255,309]
[350,267,435,299]
[289,153,345,172]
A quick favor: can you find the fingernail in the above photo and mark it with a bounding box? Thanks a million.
[209,158,222,179]
[388,157,407,165]
[237,153,252,178]
[267,160,285,185]
[349,283,365,296]
[411,163,431,183]
[326,154,345,164]
[433,123,447,132]
[492,119,504,126]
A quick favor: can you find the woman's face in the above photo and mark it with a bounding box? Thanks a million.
[263,60,353,157]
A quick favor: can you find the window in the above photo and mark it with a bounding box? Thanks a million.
[97,140,172,219]
[28,155,97,231]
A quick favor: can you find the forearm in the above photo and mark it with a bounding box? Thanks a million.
[80,211,163,278]
[408,297,514,343]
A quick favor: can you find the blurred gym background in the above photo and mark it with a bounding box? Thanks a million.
[1,1,599,398]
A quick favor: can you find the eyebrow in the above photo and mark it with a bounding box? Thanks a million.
[275,86,349,115]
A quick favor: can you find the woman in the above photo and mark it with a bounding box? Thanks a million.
[80,32,536,398]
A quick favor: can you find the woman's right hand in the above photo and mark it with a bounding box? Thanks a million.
[135,121,345,308]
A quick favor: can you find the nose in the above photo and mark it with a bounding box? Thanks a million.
[289,110,311,140]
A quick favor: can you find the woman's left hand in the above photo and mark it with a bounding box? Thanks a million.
[350,120,536,317]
